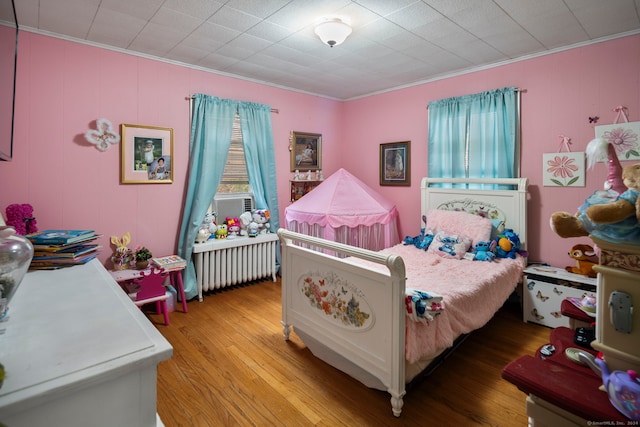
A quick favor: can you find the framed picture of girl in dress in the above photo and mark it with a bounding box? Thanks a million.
[290,131,322,172]
[120,124,173,184]
[380,141,410,186]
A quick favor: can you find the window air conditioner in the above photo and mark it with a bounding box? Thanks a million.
[213,193,254,222]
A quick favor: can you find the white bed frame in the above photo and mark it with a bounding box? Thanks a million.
[277,177,528,417]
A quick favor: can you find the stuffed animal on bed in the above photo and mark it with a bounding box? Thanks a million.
[403,228,434,250]
[471,241,496,261]
[493,229,525,259]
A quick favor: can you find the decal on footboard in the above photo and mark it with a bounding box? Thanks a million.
[299,271,374,331]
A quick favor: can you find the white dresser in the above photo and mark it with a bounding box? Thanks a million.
[0,259,173,427]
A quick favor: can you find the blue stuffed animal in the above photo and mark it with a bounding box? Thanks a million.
[493,229,526,259]
[472,241,496,261]
[403,228,434,250]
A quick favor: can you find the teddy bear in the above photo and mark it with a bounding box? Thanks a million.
[550,163,640,239]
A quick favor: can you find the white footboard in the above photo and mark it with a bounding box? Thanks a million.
[277,228,407,417]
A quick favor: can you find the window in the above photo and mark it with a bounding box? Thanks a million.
[217,114,250,194]
[428,87,520,184]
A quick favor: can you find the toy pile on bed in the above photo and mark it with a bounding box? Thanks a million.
[402,216,527,261]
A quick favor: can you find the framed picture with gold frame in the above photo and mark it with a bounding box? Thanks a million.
[290,131,322,172]
[120,124,173,184]
[380,141,410,186]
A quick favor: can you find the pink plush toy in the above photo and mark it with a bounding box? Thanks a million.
[5,204,38,235]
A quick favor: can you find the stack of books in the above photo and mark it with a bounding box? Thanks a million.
[26,229,102,269]
[150,255,186,271]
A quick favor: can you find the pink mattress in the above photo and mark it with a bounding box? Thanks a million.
[348,243,525,363]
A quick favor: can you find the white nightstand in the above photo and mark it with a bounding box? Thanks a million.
[522,265,597,328]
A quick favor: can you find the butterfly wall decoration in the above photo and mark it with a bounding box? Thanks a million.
[85,118,120,151]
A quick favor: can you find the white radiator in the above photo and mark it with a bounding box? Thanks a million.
[192,233,278,301]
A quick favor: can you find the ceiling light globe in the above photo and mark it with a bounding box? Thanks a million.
[314,18,352,47]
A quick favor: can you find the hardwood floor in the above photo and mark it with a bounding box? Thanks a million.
[154,278,550,426]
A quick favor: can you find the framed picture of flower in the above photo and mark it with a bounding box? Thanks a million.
[595,121,640,161]
[542,152,585,187]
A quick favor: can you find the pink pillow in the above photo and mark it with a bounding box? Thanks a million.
[425,209,492,245]
[427,230,472,259]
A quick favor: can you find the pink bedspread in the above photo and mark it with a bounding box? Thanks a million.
[350,243,525,363]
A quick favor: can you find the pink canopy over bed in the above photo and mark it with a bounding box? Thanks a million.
[284,168,400,251]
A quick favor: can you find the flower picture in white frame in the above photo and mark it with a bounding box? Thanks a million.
[543,152,585,187]
[595,121,640,161]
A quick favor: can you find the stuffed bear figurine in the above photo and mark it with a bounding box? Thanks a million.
[550,163,640,239]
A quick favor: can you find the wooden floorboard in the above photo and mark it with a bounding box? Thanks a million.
[154,278,550,426]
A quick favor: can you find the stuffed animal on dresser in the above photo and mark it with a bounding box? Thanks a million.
[550,138,640,242]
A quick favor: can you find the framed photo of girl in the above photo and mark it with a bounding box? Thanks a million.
[120,124,174,184]
[380,141,410,186]
[290,131,322,172]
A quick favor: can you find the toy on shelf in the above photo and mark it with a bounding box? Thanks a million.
[565,244,597,277]
[110,231,132,270]
[550,138,640,244]
[196,211,217,243]
[215,223,228,239]
[226,217,240,238]
[249,209,271,236]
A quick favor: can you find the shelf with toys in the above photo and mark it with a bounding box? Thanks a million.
[290,169,323,202]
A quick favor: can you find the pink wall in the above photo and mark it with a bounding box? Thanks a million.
[342,34,640,267]
[1,31,638,270]
[0,31,344,263]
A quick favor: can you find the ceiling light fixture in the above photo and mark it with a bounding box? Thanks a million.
[314,17,352,48]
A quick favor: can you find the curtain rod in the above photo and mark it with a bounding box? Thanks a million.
[425,87,525,109]
[186,96,278,113]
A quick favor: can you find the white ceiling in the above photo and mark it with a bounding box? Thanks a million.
[4,0,640,100]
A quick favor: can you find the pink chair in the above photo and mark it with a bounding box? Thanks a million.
[131,267,170,325]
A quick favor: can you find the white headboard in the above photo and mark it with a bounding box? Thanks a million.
[421,177,528,249]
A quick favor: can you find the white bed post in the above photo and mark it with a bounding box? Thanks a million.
[279,230,292,341]
[387,255,407,417]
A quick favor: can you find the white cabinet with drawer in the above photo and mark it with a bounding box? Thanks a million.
[523,265,597,328]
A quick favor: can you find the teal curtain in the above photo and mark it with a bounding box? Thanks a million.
[428,87,518,185]
[177,94,279,300]
[238,101,281,236]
